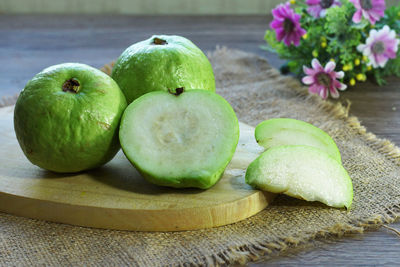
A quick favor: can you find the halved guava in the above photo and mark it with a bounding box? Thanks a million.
[119,89,239,189]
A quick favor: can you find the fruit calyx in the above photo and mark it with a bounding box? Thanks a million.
[153,37,168,45]
[168,87,184,96]
[62,78,80,93]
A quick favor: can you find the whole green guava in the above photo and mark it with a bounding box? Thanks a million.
[14,63,127,173]
[111,35,216,103]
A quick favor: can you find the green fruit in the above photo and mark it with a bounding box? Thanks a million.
[119,89,239,189]
[255,118,341,162]
[245,145,353,209]
[111,35,216,104]
[14,63,127,173]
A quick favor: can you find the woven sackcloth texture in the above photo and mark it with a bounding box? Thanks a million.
[2,48,400,266]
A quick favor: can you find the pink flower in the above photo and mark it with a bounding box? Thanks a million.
[270,3,306,47]
[350,0,385,25]
[357,25,399,68]
[306,0,342,18]
[302,59,347,99]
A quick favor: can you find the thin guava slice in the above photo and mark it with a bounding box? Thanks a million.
[255,118,341,162]
[245,145,353,209]
[119,89,239,189]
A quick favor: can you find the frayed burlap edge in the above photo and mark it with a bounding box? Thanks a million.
[3,48,400,265]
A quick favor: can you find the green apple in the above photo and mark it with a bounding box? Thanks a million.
[111,35,216,104]
[119,88,239,189]
[255,118,341,162]
[245,145,353,209]
[14,63,127,173]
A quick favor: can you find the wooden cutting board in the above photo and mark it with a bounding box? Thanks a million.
[0,105,274,231]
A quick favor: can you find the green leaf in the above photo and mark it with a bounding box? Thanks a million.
[352,20,369,29]
[373,70,387,86]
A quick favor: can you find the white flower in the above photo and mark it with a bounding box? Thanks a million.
[357,25,399,68]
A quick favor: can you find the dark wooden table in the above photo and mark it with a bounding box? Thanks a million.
[1,14,400,266]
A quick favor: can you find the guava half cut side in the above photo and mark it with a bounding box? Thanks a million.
[245,145,353,209]
[255,118,341,163]
[119,89,239,189]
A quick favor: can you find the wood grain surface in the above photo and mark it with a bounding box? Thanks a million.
[1,14,400,265]
[0,105,273,231]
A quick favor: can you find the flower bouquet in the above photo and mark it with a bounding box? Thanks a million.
[264,0,400,99]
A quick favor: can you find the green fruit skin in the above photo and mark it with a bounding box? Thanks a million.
[140,163,229,190]
[14,63,127,173]
[111,35,216,104]
[245,145,353,209]
[119,90,239,189]
[255,118,342,163]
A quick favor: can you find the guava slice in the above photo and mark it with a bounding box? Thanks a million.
[255,118,341,162]
[245,145,353,209]
[119,89,239,189]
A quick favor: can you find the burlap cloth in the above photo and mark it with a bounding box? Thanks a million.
[1,48,400,266]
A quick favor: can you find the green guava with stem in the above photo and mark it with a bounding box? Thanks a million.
[111,35,216,104]
[14,63,127,173]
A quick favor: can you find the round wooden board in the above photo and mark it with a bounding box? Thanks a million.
[0,106,274,231]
